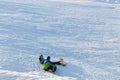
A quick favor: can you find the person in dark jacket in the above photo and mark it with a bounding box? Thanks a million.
[41,56,61,72]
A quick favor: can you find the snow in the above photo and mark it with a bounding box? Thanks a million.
[0,0,120,80]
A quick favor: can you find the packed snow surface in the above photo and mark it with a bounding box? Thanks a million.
[0,0,120,80]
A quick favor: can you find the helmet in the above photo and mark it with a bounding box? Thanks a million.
[47,56,51,60]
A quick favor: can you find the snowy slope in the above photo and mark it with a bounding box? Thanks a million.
[0,0,120,80]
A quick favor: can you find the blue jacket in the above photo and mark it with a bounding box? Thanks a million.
[44,59,53,64]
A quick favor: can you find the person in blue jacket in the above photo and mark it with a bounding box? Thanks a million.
[39,55,61,72]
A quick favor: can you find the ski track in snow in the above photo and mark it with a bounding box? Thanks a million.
[0,0,120,80]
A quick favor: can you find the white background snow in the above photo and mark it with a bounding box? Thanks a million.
[0,0,120,80]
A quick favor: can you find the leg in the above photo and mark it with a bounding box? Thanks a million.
[39,55,44,64]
